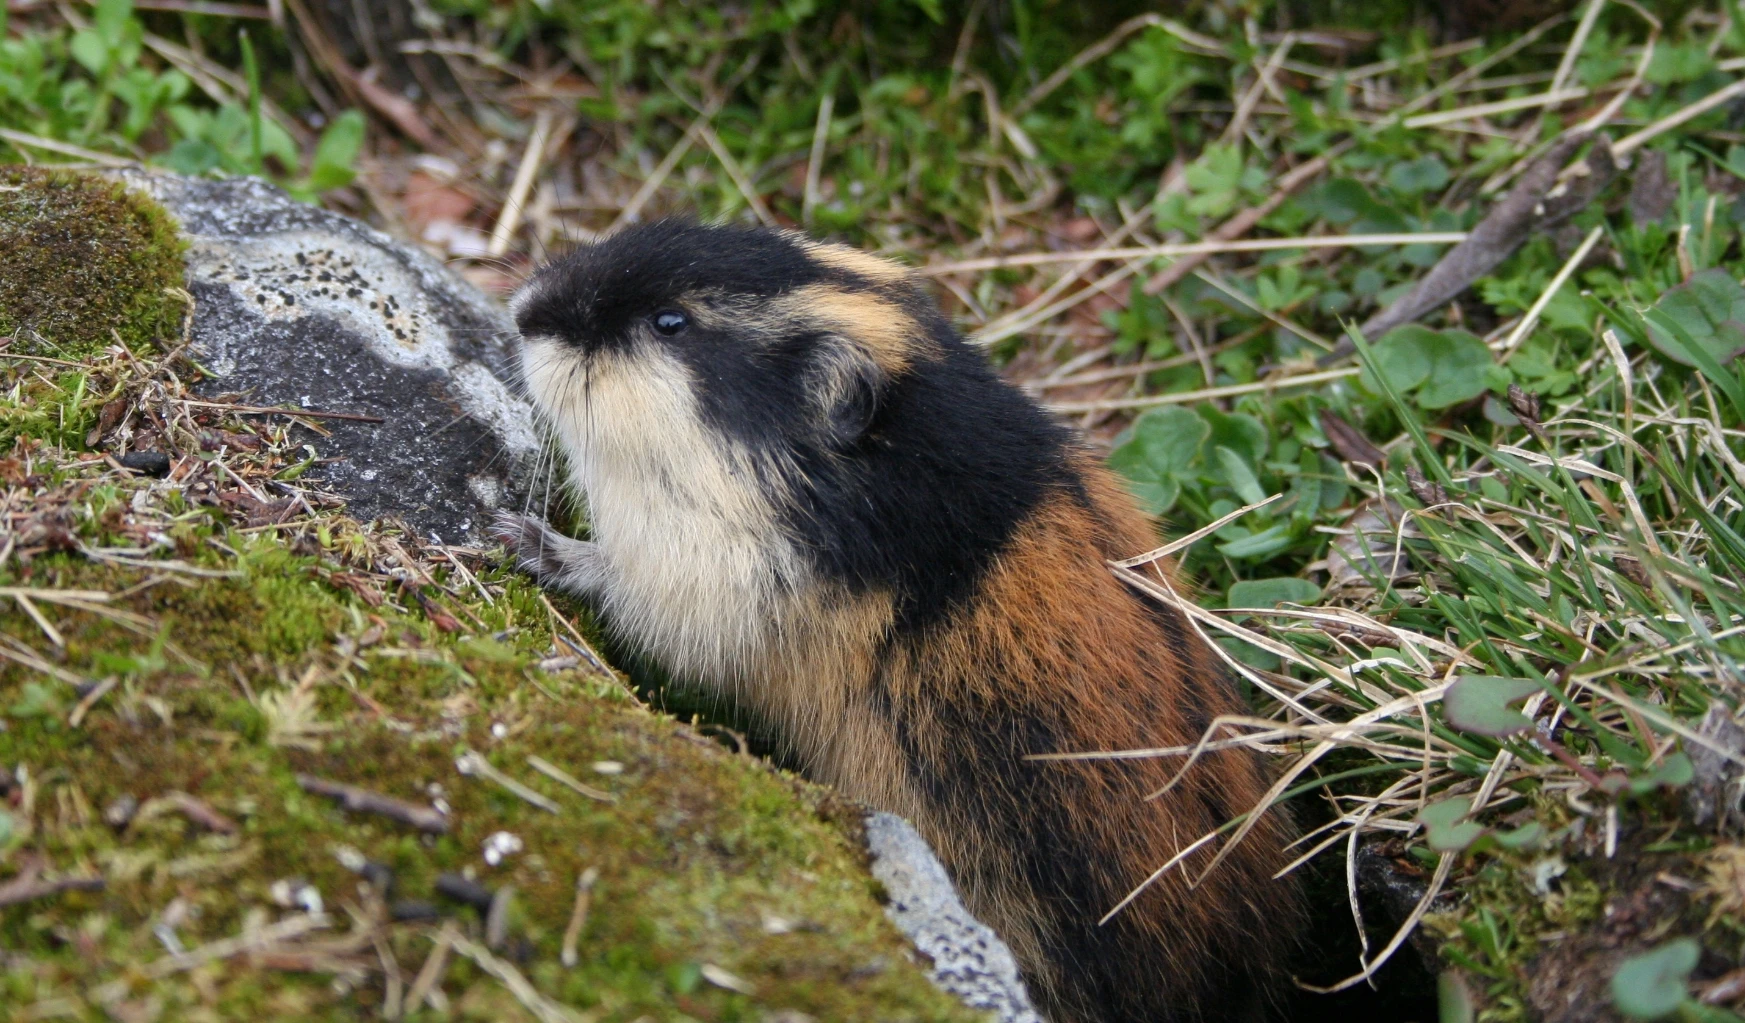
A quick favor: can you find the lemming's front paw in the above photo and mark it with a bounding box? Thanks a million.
[492,511,568,578]
[490,511,607,597]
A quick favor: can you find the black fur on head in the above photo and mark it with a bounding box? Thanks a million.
[515,220,1084,633]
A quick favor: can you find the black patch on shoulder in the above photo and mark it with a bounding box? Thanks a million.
[785,306,1081,631]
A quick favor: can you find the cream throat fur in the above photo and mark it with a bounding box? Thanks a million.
[516,332,809,684]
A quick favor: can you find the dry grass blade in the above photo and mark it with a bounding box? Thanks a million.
[1047,367,1359,413]
[1496,225,1605,361]
[448,933,591,1023]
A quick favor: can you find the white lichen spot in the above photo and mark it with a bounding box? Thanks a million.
[482,831,523,867]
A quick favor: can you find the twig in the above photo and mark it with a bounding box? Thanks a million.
[1221,34,1296,145]
[1496,225,1605,361]
[295,774,450,833]
[1340,131,1610,353]
[526,755,617,804]
[0,129,130,166]
[131,0,272,16]
[1402,87,1590,129]
[1550,0,1608,97]
[141,913,331,979]
[448,933,590,1023]
[802,92,835,227]
[0,636,90,687]
[68,676,119,727]
[927,230,1463,276]
[175,399,385,423]
[1047,367,1359,413]
[0,868,105,908]
[1298,853,1455,994]
[1112,495,1286,568]
[373,929,405,1020]
[1013,14,1222,118]
[489,108,556,258]
[135,792,239,834]
[560,867,600,968]
[698,124,776,227]
[537,592,613,677]
[405,924,457,1015]
[455,750,560,813]
[1615,75,1745,156]
[1142,144,1355,295]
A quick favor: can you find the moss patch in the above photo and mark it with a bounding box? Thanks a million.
[0,166,186,357]
[0,427,980,1021]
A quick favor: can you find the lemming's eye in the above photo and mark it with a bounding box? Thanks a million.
[652,310,689,335]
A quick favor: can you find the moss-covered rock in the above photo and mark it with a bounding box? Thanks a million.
[0,533,980,1021]
[0,165,186,357]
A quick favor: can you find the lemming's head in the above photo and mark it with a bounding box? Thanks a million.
[509,220,945,458]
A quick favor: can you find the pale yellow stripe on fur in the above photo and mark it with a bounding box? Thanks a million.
[799,240,911,284]
[778,285,923,375]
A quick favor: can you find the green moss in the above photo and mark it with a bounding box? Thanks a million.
[0,527,984,1022]
[0,166,187,357]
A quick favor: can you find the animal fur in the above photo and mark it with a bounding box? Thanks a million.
[496,221,1302,1022]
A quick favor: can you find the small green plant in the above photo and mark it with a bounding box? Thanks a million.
[2,0,364,201]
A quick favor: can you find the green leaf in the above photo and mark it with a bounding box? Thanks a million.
[69,29,110,76]
[308,110,366,192]
[1213,445,1267,505]
[1199,407,1268,467]
[1439,971,1475,1023]
[1419,796,1485,853]
[1493,821,1545,850]
[94,0,134,45]
[9,681,62,718]
[1184,144,1245,219]
[1612,939,1699,1020]
[1228,577,1322,608]
[1644,269,1745,368]
[1362,324,1435,393]
[1108,406,1208,515]
[1630,753,1695,794]
[1417,329,1493,409]
[1216,523,1295,559]
[164,138,221,176]
[1444,676,1541,736]
[1217,636,1281,672]
[1389,156,1449,195]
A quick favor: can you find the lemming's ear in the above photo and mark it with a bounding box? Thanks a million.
[807,339,886,449]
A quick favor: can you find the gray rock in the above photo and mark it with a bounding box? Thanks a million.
[111,170,541,544]
[865,811,1043,1023]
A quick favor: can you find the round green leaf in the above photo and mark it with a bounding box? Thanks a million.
[1612,938,1699,1021]
[1109,406,1209,515]
[1419,796,1485,852]
[1388,156,1450,195]
[1417,329,1493,409]
[1362,325,1435,394]
[1444,676,1541,736]
[1644,268,1745,368]
[1199,407,1268,467]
